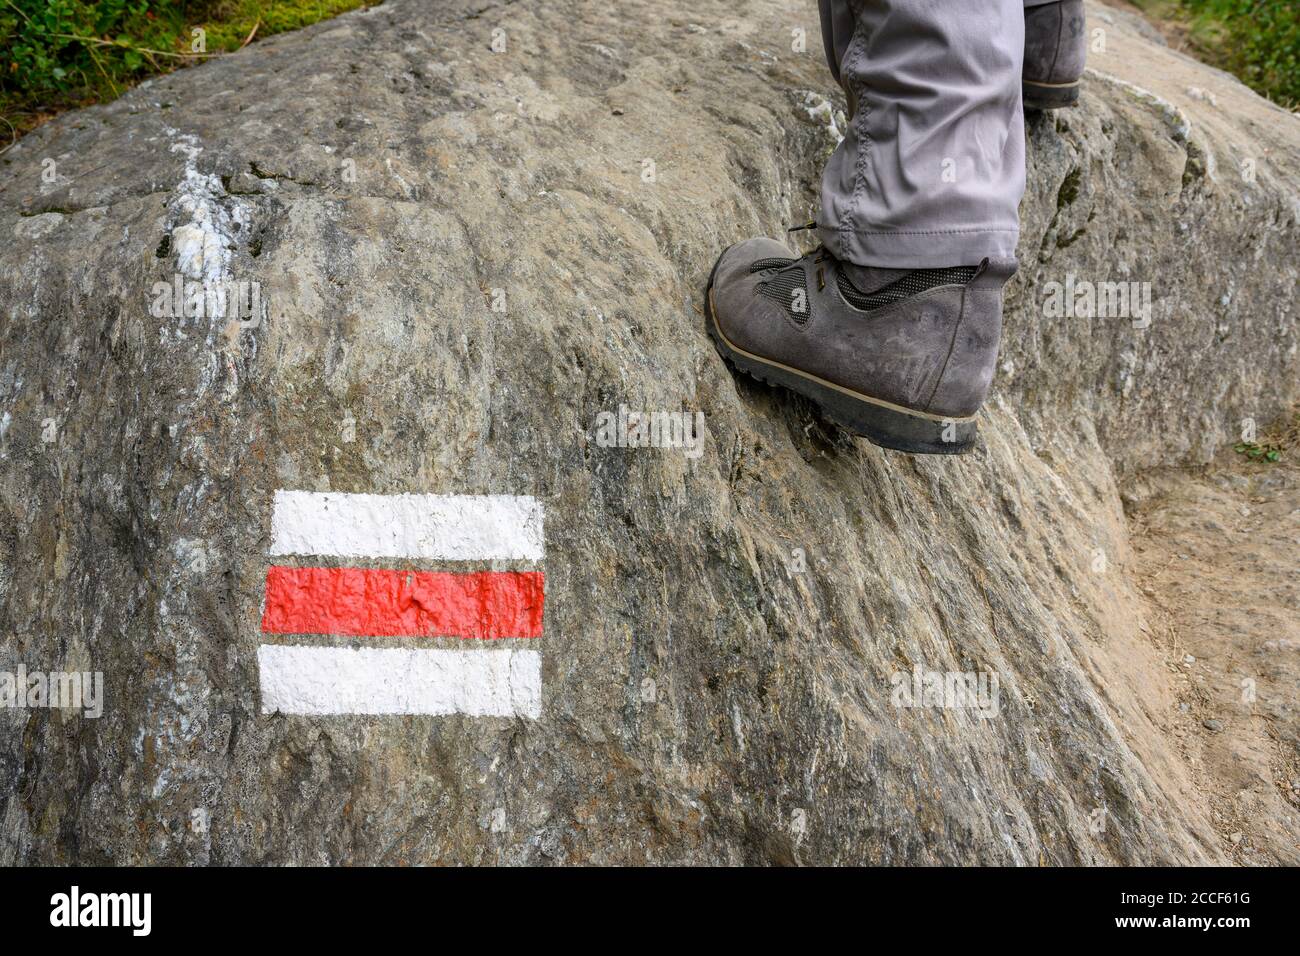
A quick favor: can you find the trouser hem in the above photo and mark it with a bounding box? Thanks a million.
[820,225,1020,269]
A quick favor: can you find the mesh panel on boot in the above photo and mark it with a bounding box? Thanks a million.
[749,256,796,273]
[756,266,811,325]
[837,266,980,312]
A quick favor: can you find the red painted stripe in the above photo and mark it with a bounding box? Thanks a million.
[261,567,544,639]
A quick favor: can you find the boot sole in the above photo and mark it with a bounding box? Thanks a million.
[704,255,977,455]
[1023,78,1081,111]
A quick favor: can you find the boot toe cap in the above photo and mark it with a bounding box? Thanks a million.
[708,237,799,340]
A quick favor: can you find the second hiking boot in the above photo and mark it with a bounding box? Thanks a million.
[1023,0,1086,110]
[705,239,1017,455]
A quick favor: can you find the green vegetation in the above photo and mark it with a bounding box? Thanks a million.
[1234,440,1283,463]
[1233,409,1299,464]
[1,1,376,145]
[1134,0,1299,108]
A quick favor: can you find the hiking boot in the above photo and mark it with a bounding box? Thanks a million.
[704,238,1016,454]
[1023,0,1086,110]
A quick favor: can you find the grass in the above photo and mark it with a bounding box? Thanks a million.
[1129,0,1299,108]
[1,1,378,148]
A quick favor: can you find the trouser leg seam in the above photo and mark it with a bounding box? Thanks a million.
[843,13,872,251]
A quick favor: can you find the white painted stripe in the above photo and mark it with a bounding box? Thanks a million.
[257,645,542,717]
[269,491,544,561]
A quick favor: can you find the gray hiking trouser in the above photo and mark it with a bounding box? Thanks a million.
[817,0,1058,268]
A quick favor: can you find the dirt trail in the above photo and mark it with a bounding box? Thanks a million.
[1127,447,1300,864]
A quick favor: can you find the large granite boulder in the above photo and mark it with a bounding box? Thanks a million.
[0,0,1295,863]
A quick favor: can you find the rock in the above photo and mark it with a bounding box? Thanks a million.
[0,0,1296,864]
[1203,719,1224,733]
[1230,831,1243,844]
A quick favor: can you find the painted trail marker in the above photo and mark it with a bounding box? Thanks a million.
[257,491,544,718]
[261,567,545,639]
[257,645,541,717]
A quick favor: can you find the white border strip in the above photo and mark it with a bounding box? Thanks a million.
[258,645,541,717]
[269,491,544,561]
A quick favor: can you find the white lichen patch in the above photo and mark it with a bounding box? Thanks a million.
[801,91,846,146]
[14,213,64,241]
[1086,69,1193,141]
[164,130,252,325]
[1087,70,1218,183]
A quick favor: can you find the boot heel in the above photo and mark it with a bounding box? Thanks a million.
[1023,78,1081,111]
[820,391,978,455]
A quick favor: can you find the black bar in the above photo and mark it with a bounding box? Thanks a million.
[0,866,1283,942]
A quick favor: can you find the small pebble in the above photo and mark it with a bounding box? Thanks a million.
[1203,718,1223,732]
[1230,832,1243,844]
[1183,654,1196,664]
